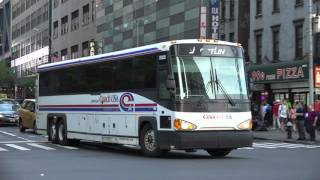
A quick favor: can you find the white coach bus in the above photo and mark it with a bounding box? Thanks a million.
[36,39,252,157]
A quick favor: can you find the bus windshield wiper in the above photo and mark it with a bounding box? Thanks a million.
[214,69,236,106]
[235,58,244,100]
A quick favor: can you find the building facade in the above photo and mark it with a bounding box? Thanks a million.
[0,0,11,62]
[219,0,250,60]
[95,0,206,53]
[247,0,320,106]
[10,0,50,78]
[51,0,96,62]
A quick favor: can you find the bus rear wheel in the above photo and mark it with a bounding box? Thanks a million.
[57,120,69,146]
[206,149,232,157]
[140,124,165,157]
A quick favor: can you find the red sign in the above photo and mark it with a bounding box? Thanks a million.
[315,66,320,88]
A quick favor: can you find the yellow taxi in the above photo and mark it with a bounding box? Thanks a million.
[18,99,36,133]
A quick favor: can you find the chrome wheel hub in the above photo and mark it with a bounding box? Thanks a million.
[144,130,156,152]
[58,124,64,141]
[51,124,56,139]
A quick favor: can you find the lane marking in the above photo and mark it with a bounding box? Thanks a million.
[0,130,17,137]
[0,130,33,141]
[5,144,30,151]
[27,143,55,150]
[0,147,8,151]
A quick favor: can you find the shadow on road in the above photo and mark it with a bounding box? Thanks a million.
[77,141,246,160]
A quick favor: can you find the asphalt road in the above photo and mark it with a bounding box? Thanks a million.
[0,126,319,180]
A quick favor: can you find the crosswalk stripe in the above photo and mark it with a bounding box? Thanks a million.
[304,145,320,148]
[253,142,320,149]
[253,143,278,148]
[5,144,30,151]
[0,147,8,151]
[0,141,48,144]
[53,144,79,150]
[0,130,16,137]
[238,147,254,150]
[27,143,55,150]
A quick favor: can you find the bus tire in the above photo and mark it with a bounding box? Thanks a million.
[57,120,69,146]
[206,149,232,157]
[49,121,58,144]
[140,123,165,157]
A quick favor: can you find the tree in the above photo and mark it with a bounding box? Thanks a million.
[0,60,15,88]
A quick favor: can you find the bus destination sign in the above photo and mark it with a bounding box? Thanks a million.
[177,44,242,57]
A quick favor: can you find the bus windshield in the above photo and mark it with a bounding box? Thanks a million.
[172,56,248,100]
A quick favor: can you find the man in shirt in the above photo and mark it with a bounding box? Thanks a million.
[306,105,318,142]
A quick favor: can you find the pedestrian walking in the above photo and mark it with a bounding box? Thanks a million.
[272,100,281,129]
[296,101,306,140]
[278,100,288,131]
[264,103,273,127]
[289,102,297,132]
[286,119,293,139]
[306,105,318,142]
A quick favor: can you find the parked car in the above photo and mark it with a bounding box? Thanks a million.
[0,103,19,125]
[0,98,21,107]
[18,99,36,132]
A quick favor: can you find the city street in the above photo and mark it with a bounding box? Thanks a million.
[0,126,319,180]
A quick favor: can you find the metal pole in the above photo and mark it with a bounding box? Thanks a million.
[136,20,139,47]
[308,0,314,106]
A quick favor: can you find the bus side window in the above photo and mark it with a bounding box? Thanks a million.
[159,69,170,99]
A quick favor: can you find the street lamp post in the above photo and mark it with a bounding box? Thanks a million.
[308,0,314,106]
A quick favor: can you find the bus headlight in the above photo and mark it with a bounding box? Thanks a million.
[174,119,197,131]
[237,119,252,130]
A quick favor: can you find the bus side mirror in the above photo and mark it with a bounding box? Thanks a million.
[166,74,176,93]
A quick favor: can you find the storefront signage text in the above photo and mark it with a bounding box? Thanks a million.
[211,0,220,39]
[250,63,308,83]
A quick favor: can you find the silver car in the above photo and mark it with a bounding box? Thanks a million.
[0,103,19,125]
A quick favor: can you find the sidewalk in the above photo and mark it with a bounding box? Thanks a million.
[253,128,320,145]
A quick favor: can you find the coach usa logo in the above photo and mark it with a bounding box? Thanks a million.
[119,93,134,112]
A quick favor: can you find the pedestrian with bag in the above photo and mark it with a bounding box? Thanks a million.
[289,102,297,132]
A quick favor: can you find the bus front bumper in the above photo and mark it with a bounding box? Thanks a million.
[157,130,253,150]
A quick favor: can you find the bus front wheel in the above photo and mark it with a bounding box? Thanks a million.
[140,124,165,157]
[206,149,232,157]
[49,121,58,144]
